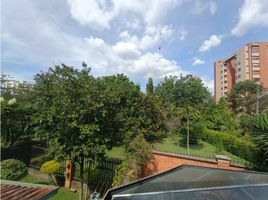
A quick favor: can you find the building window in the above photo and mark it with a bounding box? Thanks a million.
[252,63,259,67]
[254,78,260,82]
[252,46,259,53]
[252,56,259,60]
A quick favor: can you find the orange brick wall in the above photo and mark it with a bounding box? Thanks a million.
[142,152,247,177]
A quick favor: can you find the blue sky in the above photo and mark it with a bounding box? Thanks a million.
[1,0,268,92]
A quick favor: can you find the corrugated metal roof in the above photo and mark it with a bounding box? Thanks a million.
[0,180,58,200]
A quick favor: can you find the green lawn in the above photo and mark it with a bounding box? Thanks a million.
[153,134,245,161]
[107,134,245,162]
[18,175,79,200]
[106,146,125,159]
[18,175,50,185]
[50,188,79,200]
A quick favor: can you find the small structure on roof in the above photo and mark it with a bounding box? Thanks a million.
[104,165,268,200]
[0,180,58,200]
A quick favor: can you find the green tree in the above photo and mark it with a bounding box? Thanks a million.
[178,106,201,154]
[33,64,109,200]
[146,77,154,95]
[228,80,260,114]
[201,99,237,132]
[100,74,142,147]
[155,75,210,108]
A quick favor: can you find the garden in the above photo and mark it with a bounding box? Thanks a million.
[1,65,268,199]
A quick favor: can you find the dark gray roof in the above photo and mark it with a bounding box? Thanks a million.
[104,165,268,200]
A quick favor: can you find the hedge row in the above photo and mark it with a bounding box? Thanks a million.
[201,129,257,162]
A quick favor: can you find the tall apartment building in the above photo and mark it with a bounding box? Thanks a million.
[214,42,268,101]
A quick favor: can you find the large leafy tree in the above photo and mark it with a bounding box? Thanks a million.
[155,74,210,108]
[33,64,109,199]
[228,80,260,114]
[100,74,142,147]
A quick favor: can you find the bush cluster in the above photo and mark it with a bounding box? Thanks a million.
[201,129,257,162]
[40,160,60,175]
[0,159,27,180]
[112,134,153,187]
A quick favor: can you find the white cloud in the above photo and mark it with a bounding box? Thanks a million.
[199,35,222,52]
[67,0,116,30]
[232,0,268,36]
[124,18,142,30]
[191,0,217,15]
[179,30,188,40]
[200,76,214,93]
[193,57,205,66]
[209,1,217,15]
[67,0,181,30]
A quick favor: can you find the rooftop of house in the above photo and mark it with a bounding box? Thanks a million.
[104,165,268,200]
[0,180,58,200]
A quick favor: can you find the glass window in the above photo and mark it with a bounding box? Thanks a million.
[252,46,259,53]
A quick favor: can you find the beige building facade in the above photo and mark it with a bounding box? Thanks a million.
[214,42,268,101]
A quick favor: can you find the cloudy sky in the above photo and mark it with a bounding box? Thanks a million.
[1,0,268,92]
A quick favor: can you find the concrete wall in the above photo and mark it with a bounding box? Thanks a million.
[142,151,247,177]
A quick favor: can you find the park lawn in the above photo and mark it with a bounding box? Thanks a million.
[107,134,245,162]
[18,175,79,200]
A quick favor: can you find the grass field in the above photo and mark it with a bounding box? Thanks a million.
[107,134,245,162]
[18,175,79,200]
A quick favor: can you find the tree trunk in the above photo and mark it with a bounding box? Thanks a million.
[80,156,84,200]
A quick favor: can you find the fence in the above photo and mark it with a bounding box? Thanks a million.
[73,158,122,195]
[153,145,252,166]
[29,146,122,195]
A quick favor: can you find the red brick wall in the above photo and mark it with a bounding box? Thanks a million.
[142,151,247,177]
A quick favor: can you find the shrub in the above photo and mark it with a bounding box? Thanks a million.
[0,159,27,180]
[41,160,60,185]
[113,134,153,187]
[201,129,257,162]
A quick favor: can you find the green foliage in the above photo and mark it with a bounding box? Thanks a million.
[155,75,210,108]
[146,77,154,95]
[0,159,27,180]
[201,129,256,162]
[40,160,60,175]
[178,106,201,145]
[99,74,142,147]
[128,94,165,143]
[113,135,153,187]
[40,160,61,185]
[0,75,35,146]
[34,64,109,163]
[250,113,268,166]
[201,99,238,131]
[228,80,260,114]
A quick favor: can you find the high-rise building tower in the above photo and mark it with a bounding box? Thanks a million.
[214,42,268,101]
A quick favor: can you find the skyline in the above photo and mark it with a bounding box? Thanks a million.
[2,0,268,92]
